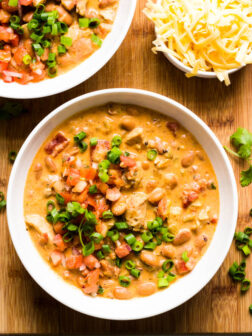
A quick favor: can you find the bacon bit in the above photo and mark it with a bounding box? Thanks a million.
[106,187,121,202]
[175,260,189,274]
[50,250,63,266]
[166,121,179,136]
[182,190,199,208]
[53,234,68,252]
[82,269,100,294]
[44,131,69,157]
[115,244,131,258]
[157,196,170,220]
[120,155,136,168]
[83,255,100,270]
[66,255,83,270]
[90,140,110,163]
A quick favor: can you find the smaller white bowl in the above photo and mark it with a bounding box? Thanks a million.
[163,49,241,79]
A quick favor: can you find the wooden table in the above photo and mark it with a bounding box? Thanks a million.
[0,0,252,333]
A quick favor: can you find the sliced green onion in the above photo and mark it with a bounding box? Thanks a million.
[144,242,157,250]
[102,244,110,253]
[235,231,249,243]
[79,18,89,28]
[239,259,246,271]
[90,232,103,244]
[130,268,140,278]
[8,150,17,163]
[67,224,78,231]
[46,200,55,212]
[244,227,252,236]
[56,193,65,205]
[241,279,250,292]
[62,231,73,242]
[102,210,113,219]
[28,19,39,30]
[51,23,58,35]
[57,21,68,33]
[91,33,102,47]
[242,245,251,256]
[74,131,86,142]
[125,260,136,270]
[42,25,51,34]
[182,251,189,262]
[48,67,57,78]
[90,137,98,147]
[58,44,66,54]
[158,270,165,278]
[124,233,136,245]
[78,141,88,152]
[124,152,130,157]
[98,171,109,183]
[115,222,129,230]
[107,229,119,242]
[131,240,144,252]
[233,270,245,282]
[0,192,6,211]
[115,256,122,268]
[249,304,252,315]
[82,240,95,256]
[8,0,18,7]
[60,36,72,48]
[167,272,176,282]
[162,259,174,272]
[147,149,157,161]
[89,18,100,28]
[228,261,239,277]
[158,277,169,288]
[119,275,131,287]
[162,231,175,242]
[96,250,105,260]
[112,135,122,147]
[98,286,104,294]
[89,185,97,194]
[107,146,122,164]
[141,231,153,243]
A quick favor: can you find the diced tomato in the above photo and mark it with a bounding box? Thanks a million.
[82,269,100,294]
[53,234,68,252]
[2,71,13,82]
[66,254,83,269]
[182,190,199,208]
[0,26,12,42]
[80,167,97,180]
[175,260,189,274]
[15,72,33,85]
[120,155,136,168]
[115,244,131,258]
[39,233,48,245]
[0,49,11,63]
[77,188,88,203]
[50,250,63,266]
[66,168,80,186]
[60,191,73,204]
[86,195,97,209]
[10,33,19,47]
[20,0,33,5]
[83,255,100,270]
[0,61,8,72]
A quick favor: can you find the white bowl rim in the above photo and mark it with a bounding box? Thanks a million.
[7,88,238,320]
[0,0,137,99]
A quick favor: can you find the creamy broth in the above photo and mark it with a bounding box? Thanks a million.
[24,104,219,299]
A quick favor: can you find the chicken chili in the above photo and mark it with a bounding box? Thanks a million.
[24,104,219,299]
[0,0,118,83]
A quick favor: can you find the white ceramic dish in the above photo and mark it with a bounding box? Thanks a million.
[7,89,238,320]
[0,1,136,99]
[162,48,241,79]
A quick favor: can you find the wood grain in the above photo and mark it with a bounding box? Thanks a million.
[0,0,252,333]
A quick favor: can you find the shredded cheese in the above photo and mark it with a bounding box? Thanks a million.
[143,0,252,85]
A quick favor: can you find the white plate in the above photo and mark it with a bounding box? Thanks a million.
[0,1,136,99]
[7,89,238,320]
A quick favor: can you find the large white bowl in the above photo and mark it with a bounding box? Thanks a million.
[7,89,238,320]
[0,1,136,99]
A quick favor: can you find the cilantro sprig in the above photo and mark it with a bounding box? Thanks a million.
[224,128,252,187]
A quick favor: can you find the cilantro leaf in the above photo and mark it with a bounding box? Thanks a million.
[230,128,252,149]
[240,165,252,187]
[238,144,251,160]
